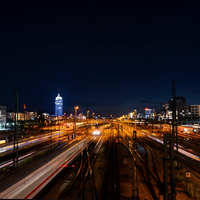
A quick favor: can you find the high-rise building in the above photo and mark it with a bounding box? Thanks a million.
[144,108,155,119]
[55,93,63,116]
[7,111,37,121]
[168,96,186,110]
[178,105,200,119]
[0,106,6,124]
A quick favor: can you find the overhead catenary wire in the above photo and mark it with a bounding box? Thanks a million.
[131,82,171,110]
[132,79,200,111]
[175,79,200,94]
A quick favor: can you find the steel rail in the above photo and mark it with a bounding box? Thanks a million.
[59,136,98,199]
[100,139,111,200]
[74,134,106,200]
[137,137,161,184]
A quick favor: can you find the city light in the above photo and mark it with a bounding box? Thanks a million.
[92,130,101,135]
[55,93,63,116]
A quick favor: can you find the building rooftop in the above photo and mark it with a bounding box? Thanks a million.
[55,93,62,100]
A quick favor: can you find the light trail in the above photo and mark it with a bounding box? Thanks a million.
[0,131,65,154]
[141,131,200,162]
[122,125,200,162]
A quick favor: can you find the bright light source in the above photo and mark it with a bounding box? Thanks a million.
[92,130,101,135]
[0,140,6,144]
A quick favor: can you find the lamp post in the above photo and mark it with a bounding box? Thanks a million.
[59,121,60,144]
[74,106,79,138]
[24,104,26,122]
[188,112,192,125]
[87,110,90,134]
[57,111,60,144]
[50,115,52,149]
[92,112,95,129]
[134,109,137,118]
[87,110,90,119]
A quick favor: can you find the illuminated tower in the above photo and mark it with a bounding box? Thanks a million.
[55,93,63,116]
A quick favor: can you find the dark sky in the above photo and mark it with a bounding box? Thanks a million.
[1,1,200,117]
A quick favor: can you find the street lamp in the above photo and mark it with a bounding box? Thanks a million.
[86,110,90,134]
[24,104,26,122]
[59,121,60,144]
[188,112,191,125]
[87,110,90,119]
[70,113,73,122]
[134,109,137,118]
[74,106,79,138]
[90,112,95,129]
[50,115,52,149]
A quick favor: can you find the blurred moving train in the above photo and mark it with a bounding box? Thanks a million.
[164,124,200,134]
[147,124,200,134]
[0,137,92,199]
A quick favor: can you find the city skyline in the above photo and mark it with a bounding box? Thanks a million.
[1,1,200,116]
[0,2,200,198]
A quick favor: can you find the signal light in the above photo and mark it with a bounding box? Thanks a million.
[61,165,68,167]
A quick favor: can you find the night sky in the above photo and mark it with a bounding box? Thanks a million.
[1,1,200,117]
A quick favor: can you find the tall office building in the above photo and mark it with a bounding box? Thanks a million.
[0,106,6,124]
[144,108,155,119]
[168,96,186,110]
[55,93,63,116]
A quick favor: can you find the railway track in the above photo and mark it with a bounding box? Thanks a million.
[142,127,200,156]
[140,132,200,173]
[35,131,106,199]
[137,138,161,184]
[35,126,120,200]
[118,122,200,199]
[0,127,93,170]
[74,135,104,200]
[137,137,161,199]
[0,141,60,169]
[122,125,160,200]
[100,128,117,200]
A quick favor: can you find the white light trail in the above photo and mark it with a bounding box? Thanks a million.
[141,132,200,162]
